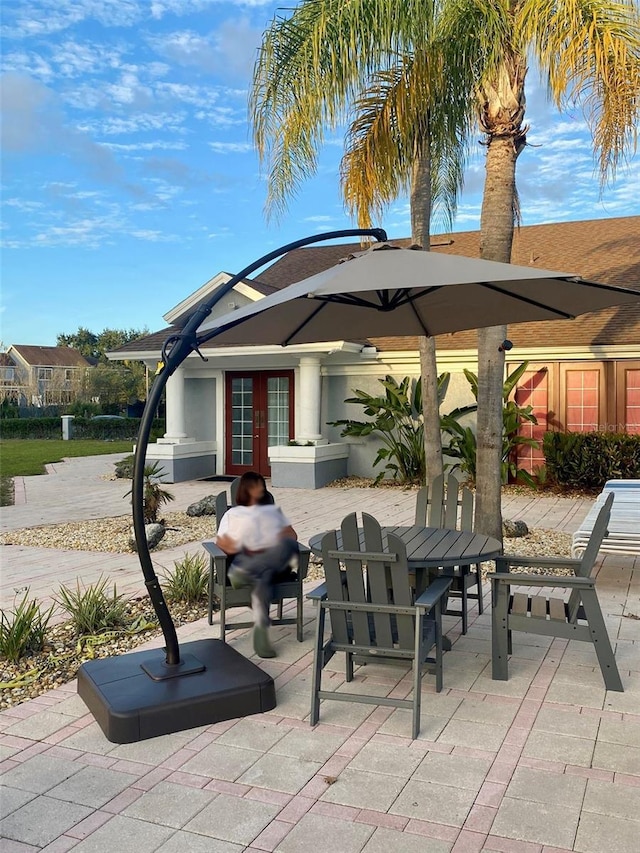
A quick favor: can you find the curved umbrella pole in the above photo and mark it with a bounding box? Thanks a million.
[132,228,387,667]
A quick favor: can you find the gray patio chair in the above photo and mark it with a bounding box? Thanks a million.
[307,512,452,739]
[415,473,481,634]
[203,486,310,642]
[490,493,623,691]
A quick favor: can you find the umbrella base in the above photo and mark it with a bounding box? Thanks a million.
[77,638,276,744]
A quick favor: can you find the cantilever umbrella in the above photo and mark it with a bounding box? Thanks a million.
[195,242,639,346]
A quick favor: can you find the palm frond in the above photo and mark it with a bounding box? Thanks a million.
[520,0,640,180]
[250,0,439,219]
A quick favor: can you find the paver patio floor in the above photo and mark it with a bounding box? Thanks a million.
[1,455,638,852]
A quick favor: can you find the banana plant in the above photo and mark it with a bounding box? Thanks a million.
[330,373,476,485]
[442,361,538,485]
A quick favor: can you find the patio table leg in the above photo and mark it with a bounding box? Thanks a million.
[492,580,509,681]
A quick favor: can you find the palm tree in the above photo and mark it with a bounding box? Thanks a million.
[438,0,640,539]
[251,1,473,484]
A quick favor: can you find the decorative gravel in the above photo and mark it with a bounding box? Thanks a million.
[0,512,217,553]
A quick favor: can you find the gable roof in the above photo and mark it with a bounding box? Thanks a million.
[9,345,90,368]
[113,216,639,357]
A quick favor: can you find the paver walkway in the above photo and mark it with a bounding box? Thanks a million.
[1,454,639,852]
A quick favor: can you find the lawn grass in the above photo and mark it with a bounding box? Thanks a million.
[0,439,132,479]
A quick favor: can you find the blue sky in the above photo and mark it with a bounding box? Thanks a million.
[1,0,638,347]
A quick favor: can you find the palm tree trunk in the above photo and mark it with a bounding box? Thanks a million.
[475,55,527,541]
[411,135,443,485]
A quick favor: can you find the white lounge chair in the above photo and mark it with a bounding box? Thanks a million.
[571,482,640,558]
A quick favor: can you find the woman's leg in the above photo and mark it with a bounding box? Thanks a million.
[230,539,298,655]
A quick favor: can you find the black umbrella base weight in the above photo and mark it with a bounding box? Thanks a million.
[77,639,276,744]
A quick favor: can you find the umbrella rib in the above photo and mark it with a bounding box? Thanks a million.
[480,282,575,319]
[282,300,328,346]
[316,294,381,309]
[408,297,431,337]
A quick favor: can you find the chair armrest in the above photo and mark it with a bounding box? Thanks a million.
[297,543,311,581]
[202,540,227,559]
[497,555,582,572]
[306,583,327,601]
[415,577,453,610]
[488,572,595,588]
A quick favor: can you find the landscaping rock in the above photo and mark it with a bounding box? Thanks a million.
[129,523,166,551]
[503,518,529,538]
[186,495,217,517]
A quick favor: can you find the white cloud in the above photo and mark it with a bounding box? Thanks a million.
[2,0,141,38]
[303,215,335,223]
[79,111,188,136]
[102,140,188,151]
[149,18,262,80]
[209,141,253,153]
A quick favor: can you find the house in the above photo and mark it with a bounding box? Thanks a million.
[3,345,91,407]
[109,216,640,486]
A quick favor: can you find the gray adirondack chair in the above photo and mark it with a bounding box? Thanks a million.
[415,473,481,634]
[490,493,623,691]
[307,512,452,739]
[203,485,310,641]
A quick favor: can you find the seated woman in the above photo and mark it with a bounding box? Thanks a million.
[215,472,298,658]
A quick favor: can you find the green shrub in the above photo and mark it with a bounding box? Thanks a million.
[55,577,128,636]
[543,431,640,489]
[162,553,209,604]
[0,417,62,439]
[0,417,165,441]
[0,591,54,662]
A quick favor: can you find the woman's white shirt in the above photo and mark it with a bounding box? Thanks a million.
[216,504,291,552]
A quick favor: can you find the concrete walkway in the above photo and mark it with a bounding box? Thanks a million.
[2,454,594,611]
[1,455,639,852]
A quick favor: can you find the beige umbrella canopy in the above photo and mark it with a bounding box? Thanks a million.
[196,244,639,346]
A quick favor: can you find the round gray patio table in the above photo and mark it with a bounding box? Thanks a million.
[308,525,502,648]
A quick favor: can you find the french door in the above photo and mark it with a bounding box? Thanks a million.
[225,371,294,477]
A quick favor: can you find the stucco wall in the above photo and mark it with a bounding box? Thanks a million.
[323,368,477,479]
[184,377,216,441]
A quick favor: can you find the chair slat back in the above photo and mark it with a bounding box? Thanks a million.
[321,529,351,645]
[216,491,229,522]
[567,493,614,622]
[415,473,473,532]
[321,514,414,652]
[460,487,474,532]
[443,474,461,528]
[339,513,371,647]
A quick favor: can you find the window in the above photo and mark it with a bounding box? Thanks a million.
[625,369,640,435]
[564,369,600,432]
[1,367,14,382]
[38,367,53,381]
[65,369,73,381]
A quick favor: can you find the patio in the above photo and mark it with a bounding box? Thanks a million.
[1,456,639,852]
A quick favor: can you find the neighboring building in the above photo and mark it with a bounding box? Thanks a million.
[110,216,640,485]
[4,345,90,407]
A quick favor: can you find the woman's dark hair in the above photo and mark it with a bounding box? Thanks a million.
[235,472,273,506]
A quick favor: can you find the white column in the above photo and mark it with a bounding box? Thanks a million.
[297,356,322,441]
[164,367,187,439]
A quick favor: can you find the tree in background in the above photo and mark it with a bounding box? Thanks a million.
[57,327,148,410]
[439,0,640,539]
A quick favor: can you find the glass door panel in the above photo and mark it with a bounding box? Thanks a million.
[230,377,254,467]
[267,376,290,447]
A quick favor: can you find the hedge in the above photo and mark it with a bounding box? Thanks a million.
[543,431,640,489]
[0,417,166,442]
